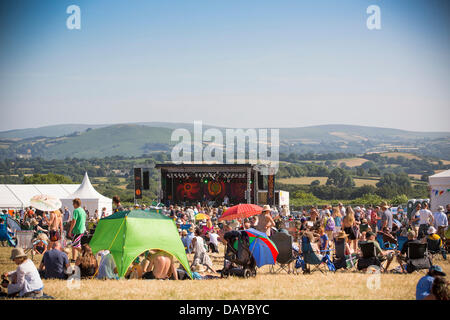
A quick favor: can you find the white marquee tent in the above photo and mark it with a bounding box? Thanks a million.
[61,172,112,218]
[429,169,450,212]
[0,184,79,209]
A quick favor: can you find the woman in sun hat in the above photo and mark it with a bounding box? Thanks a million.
[335,230,353,255]
[254,205,276,236]
[1,248,43,298]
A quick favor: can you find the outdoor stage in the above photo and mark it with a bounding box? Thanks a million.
[155,164,267,206]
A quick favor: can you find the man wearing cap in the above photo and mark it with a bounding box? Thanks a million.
[416,265,446,300]
[2,248,44,297]
[365,231,395,272]
[433,206,448,240]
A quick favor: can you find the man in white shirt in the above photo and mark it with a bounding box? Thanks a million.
[418,203,434,239]
[207,230,219,253]
[433,206,448,239]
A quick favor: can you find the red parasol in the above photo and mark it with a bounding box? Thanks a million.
[218,204,263,221]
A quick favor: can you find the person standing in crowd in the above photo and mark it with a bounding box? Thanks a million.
[418,202,434,239]
[0,218,15,247]
[338,203,346,217]
[380,202,393,233]
[254,205,276,237]
[370,206,378,233]
[433,206,448,240]
[332,207,342,234]
[343,207,358,252]
[48,209,63,245]
[410,203,421,238]
[68,198,87,262]
[2,248,44,298]
[63,206,71,226]
[39,241,70,280]
[101,207,108,219]
[416,265,446,300]
[112,195,124,213]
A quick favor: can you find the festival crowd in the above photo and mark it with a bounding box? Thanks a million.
[0,197,449,300]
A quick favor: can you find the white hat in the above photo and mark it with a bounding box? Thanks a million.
[437,206,445,212]
[355,206,361,211]
[428,226,437,235]
[262,205,271,212]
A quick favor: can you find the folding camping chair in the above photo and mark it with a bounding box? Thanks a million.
[333,238,357,270]
[269,232,298,274]
[15,230,35,259]
[357,241,386,272]
[405,242,432,273]
[300,236,335,274]
[376,233,397,250]
[396,236,408,253]
[427,238,447,260]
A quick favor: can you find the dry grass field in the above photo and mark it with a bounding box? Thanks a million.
[380,152,421,160]
[278,177,379,187]
[0,245,448,300]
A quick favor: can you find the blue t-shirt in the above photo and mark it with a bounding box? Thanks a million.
[416,275,434,300]
[320,234,329,251]
[42,249,69,279]
[334,216,342,227]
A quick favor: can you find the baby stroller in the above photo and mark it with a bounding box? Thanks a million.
[221,230,257,278]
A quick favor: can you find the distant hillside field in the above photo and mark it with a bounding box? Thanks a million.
[41,125,174,159]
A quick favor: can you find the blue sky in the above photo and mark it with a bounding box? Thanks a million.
[0,0,449,132]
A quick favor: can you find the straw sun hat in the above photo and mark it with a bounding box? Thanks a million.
[336,231,348,239]
[262,205,271,212]
[10,248,27,260]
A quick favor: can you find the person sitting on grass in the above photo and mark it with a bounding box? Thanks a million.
[125,256,144,279]
[32,233,49,256]
[39,241,70,280]
[190,229,216,274]
[142,250,178,280]
[96,250,118,280]
[423,276,449,300]
[1,248,44,298]
[416,265,446,300]
[75,244,98,279]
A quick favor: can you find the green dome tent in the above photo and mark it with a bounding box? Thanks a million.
[89,209,192,278]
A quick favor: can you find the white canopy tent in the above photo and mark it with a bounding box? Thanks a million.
[0,184,79,209]
[61,172,112,219]
[429,169,450,212]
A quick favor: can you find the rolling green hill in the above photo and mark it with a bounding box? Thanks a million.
[0,123,449,160]
[30,124,174,159]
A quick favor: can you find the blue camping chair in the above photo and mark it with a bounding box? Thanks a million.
[376,234,397,250]
[396,236,408,252]
[300,236,335,273]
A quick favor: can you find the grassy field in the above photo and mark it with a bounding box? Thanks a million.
[380,152,422,160]
[278,176,379,187]
[0,245,448,300]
